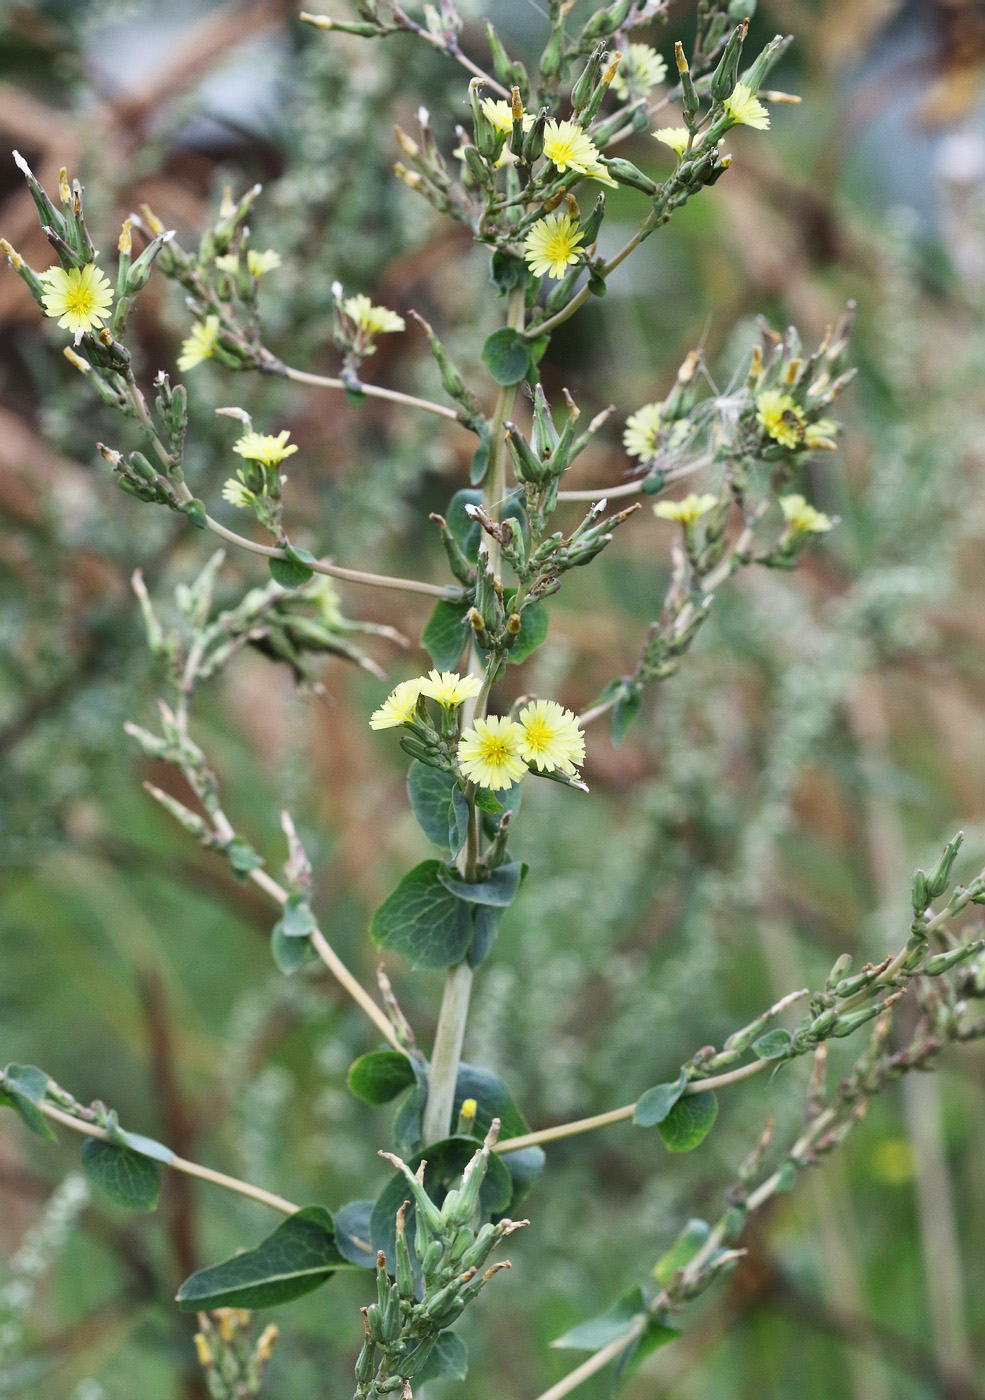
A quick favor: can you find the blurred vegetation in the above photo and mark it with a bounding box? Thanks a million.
[2,1,985,1398]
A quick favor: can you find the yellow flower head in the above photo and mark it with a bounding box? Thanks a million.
[756,389,805,449]
[457,715,527,790]
[623,403,663,460]
[343,293,405,335]
[178,315,221,372]
[611,43,667,100]
[779,494,834,535]
[418,669,482,707]
[40,263,113,338]
[542,120,605,177]
[221,474,254,508]
[523,211,585,280]
[723,82,770,131]
[481,98,534,135]
[517,700,585,775]
[653,492,719,525]
[215,249,282,277]
[369,679,423,730]
[653,127,691,158]
[232,430,298,467]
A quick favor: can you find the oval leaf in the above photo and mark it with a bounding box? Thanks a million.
[269,555,315,589]
[407,763,468,854]
[632,1069,687,1128]
[552,1287,646,1351]
[482,327,529,386]
[347,1051,416,1106]
[333,1199,376,1267]
[751,1029,792,1060]
[437,860,524,908]
[653,1218,711,1285]
[417,1330,469,1382]
[81,1137,161,1212]
[657,1090,718,1153]
[370,860,474,970]
[271,922,318,974]
[176,1205,345,1311]
[422,599,470,670]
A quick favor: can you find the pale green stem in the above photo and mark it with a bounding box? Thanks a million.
[39,1101,299,1216]
[523,228,645,344]
[276,362,460,421]
[495,1057,771,1155]
[422,285,527,1145]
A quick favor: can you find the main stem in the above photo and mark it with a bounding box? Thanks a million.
[422,285,527,1144]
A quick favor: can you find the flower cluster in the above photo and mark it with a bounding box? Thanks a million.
[215,248,282,278]
[369,673,585,791]
[653,493,718,525]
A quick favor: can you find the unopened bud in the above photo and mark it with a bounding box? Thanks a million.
[118,218,132,255]
[58,168,71,206]
[193,1334,212,1367]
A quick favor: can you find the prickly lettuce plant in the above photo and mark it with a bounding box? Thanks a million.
[4,5,985,1399]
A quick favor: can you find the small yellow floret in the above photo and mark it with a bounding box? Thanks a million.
[481,98,534,135]
[457,715,527,790]
[370,679,423,730]
[517,700,585,775]
[653,127,691,158]
[611,43,667,100]
[523,211,585,281]
[232,430,298,466]
[779,494,834,535]
[653,492,718,524]
[623,403,662,460]
[222,474,254,508]
[177,315,221,372]
[542,119,610,183]
[39,262,114,337]
[215,249,282,277]
[343,293,405,335]
[723,82,770,131]
[418,669,482,707]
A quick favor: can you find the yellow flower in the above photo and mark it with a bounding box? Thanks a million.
[653,127,691,158]
[369,679,423,730]
[779,494,834,535]
[178,315,221,372]
[517,700,585,775]
[418,669,482,707]
[221,474,254,508]
[653,492,718,524]
[343,293,405,335]
[542,120,606,178]
[611,43,667,100]
[39,263,113,338]
[723,82,770,131]
[232,430,298,466]
[215,249,282,277]
[457,716,527,790]
[756,389,805,448]
[623,403,662,460]
[481,98,534,135]
[523,211,585,280]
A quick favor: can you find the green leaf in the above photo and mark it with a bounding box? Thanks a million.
[417,1331,469,1382]
[453,1063,528,1140]
[490,249,522,290]
[437,860,524,908]
[447,489,484,556]
[182,497,208,529]
[278,892,316,938]
[751,1029,793,1060]
[81,1137,161,1212]
[468,903,504,967]
[347,1051,416,1106]
[657,1090,718,1153]
[632,1069,687,1128]
[653,1218,711,1285]
[115,1129,175,1165]
[225,836,264,878]
[269,555,314,589]
[370,860,474,969]
[552,1287,646,1351]
[333,1199,376,1267]
[611,684,642,746]
[473,789,504,815]
[407,763,468,854]
[612,1319,678,1389]
[470,442,489,486]
[176,1206,346,1311]
[0,1064,55,1141]
[421,599,470,669]
[482,327,529,386]
[271,922,318,974]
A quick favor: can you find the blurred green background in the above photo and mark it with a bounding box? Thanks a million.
[3,1,985,1397]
